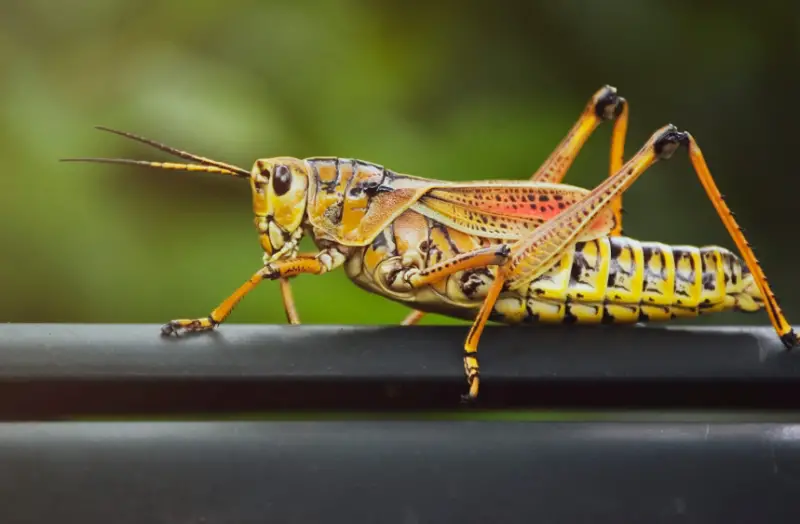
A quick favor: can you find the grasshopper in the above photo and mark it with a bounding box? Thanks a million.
[63,85,797,401]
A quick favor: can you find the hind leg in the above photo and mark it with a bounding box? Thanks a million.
[684,135,796,348]
[401,85,629,326]
[462,125,686,400]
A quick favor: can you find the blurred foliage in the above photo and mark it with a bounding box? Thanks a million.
[1,0,798,329]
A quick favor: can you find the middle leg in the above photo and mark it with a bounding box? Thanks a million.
[389,245,510,330]
[385,244,511,293]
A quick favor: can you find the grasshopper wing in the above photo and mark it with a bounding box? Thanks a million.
[411,181,618,241]
[305,159,615,247]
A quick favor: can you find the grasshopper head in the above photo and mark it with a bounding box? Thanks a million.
[60,127,310,261]
[250,157,309,260]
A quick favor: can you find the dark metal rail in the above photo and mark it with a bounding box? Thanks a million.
[2,323,800,523]
[1,323,800,416]
[0,421,798,523]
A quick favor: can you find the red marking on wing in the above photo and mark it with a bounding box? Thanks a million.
[416,182,617,241]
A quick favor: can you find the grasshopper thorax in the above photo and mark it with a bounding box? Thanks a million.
[250,157,310,262]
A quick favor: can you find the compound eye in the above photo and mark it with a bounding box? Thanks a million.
[272,165,292,196]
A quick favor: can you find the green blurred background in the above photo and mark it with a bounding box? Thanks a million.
[2,0,797,329]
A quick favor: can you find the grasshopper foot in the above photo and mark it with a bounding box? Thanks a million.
[780,329,798,350]
[460,393,478,405]
[160,316,219,336]
[459,373,480,404]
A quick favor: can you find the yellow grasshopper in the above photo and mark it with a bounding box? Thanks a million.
[63,85,797,401]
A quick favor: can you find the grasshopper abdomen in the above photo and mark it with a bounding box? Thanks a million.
[519,236,760,326]
[345,212,763,326]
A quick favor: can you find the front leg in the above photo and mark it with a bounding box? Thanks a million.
[279,277,301,325]
[161,247,347,336]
